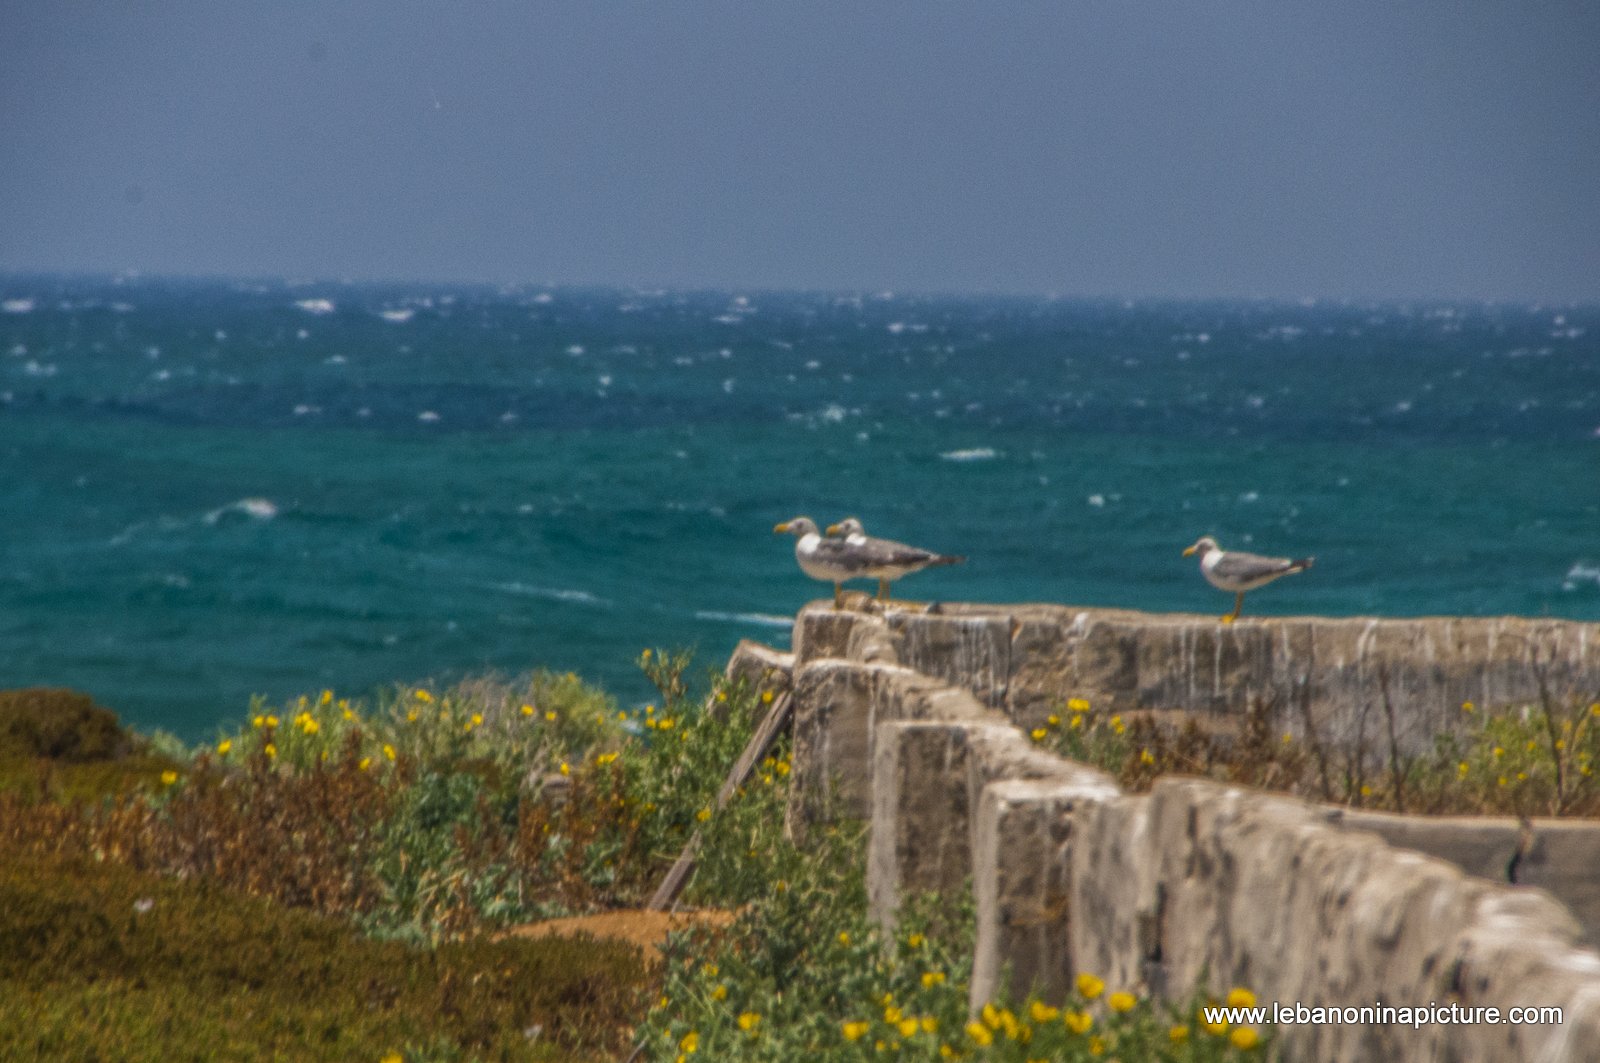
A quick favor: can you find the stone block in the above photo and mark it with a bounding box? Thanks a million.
[970,775,1122,1013]
[886,610,1013,710]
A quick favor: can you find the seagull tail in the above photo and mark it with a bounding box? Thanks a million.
[931,554,966,567]
[1290,557,1315,573]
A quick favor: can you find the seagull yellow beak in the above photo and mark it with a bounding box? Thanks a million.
[1182,544,1198,557]
[773,521,790,534]
[824,523,840,535]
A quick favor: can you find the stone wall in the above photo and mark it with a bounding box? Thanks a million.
[751,600,1600,1063]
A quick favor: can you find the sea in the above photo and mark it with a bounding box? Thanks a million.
[2,275,1596,740]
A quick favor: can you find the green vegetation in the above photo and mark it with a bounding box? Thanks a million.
[1038,691,1600,817]
[3,658,1278,1061]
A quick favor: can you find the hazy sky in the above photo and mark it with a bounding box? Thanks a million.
[3,2,1597,301]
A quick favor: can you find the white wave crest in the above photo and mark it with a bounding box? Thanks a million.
[1562,563,1600,592]
[378,308,415,323]
[204,497,279,524]
[1,298,35,314]
[940,447,998,462]
[294,298,336,315]
[491,582,611,607]
[693,610,794,628]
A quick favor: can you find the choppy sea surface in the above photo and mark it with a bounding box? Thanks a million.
[2,275,1597,739]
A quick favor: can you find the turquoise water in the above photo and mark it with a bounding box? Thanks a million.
[2,276,1597,738]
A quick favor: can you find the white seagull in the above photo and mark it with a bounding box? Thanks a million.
[775,516,871,608]
[824,517,964,601]
[1183,535,1313,624]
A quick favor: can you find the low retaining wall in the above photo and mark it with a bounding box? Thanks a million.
[748,599,1600,1063]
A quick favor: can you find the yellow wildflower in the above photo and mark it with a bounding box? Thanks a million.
[520,703,534,716]
[266,714,278,728]
[160,770,179,786]
[1029,1001,1060,1023]
[252,715,265,729]
[544,709,556,721]
[920,1016,938,1033]
[380,1053,402,1063]
[1064,1010,1093,1035]
[1088,1035,1106,1056]
[1076,972,1105,1000]
[414,688,432,703]
[884,1005,902,1024]
[1169,1024,1191,1043]
[1227,987,1257,1009]
[1458,761,1470,778]
[1202,1009,1229,1034]
[838,931,851,946]
[320,689,333,705]
[1067,697,1090,711]
[1139,748,1155,765]
[907,932,924,948]
[217,739,231,755]
[696,807,711,822]
[559,761,570,775]
[842,1021,869,1041]
[761,689,775,704]
[965,1021,993,1046]
[359,757,371,771]
[1462,700,1475,713]
[1231,1026,1261,1050]
[1030,727,1047,742]
[1108,990,1136,1012]
[382,743,396,761]
[1046,714,1060,726]
[678,1030,698,1054]
[264,743,277,759]
[301,717,319,735]
[711,984,727,1001]
[737,1011,760,1032]
[897,1018,918,1038]
[921,971,946,988]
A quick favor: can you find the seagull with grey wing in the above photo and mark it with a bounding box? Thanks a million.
[775,516,872,609]
[824,517,964,601]
[1183,536,1313,624]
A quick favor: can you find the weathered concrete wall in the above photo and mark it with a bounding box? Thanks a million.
[794,601,1600,756]
[765,598,1600,1063]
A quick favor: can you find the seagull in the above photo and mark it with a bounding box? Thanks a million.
[824,517,964,601]
[1183,536,1313,624]
[774,516,870,608]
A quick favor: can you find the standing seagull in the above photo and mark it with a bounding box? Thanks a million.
[824,517,964,601]
[775,516,870,608]
[1183,536,1313,624]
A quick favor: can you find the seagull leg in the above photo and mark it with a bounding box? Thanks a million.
[878,577,890,601]
[833,582,843,609]
[1222,592,1243,625]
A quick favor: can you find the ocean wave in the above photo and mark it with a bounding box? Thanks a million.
[294,298,336,315]
[378,308,415,323]
[940,447,998,462]
[204,498,279,524]
[2,298,35,314]
[693,609,794,628]
[1562,563,1600,592]
[491,582,611,607]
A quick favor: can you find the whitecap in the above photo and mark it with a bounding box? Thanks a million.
[940,447,998,462]
[693,609,793,628]
[417,410,440,423]
[712,314,742,324]
[532,292,553,304]
[204,497,279,524]
[1,298,35,314]
[1087,494,1105,507]
[379,308,415,323]
[491,581,610,607]
[1562,563,1600,592]
[294,298,335,315]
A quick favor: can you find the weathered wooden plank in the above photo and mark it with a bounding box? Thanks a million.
[646,692,793,911]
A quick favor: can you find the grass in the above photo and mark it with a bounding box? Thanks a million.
[1036,689,1600,817]
[1,657,1280,1061]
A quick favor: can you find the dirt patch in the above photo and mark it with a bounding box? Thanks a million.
[501,908,738,963]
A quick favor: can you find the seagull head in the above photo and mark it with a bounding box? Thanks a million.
[825,517,865,537]
[774,516,819,537]
[1183,536,1221,558]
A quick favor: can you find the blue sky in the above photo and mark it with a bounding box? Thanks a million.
[3,1,1597,300]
